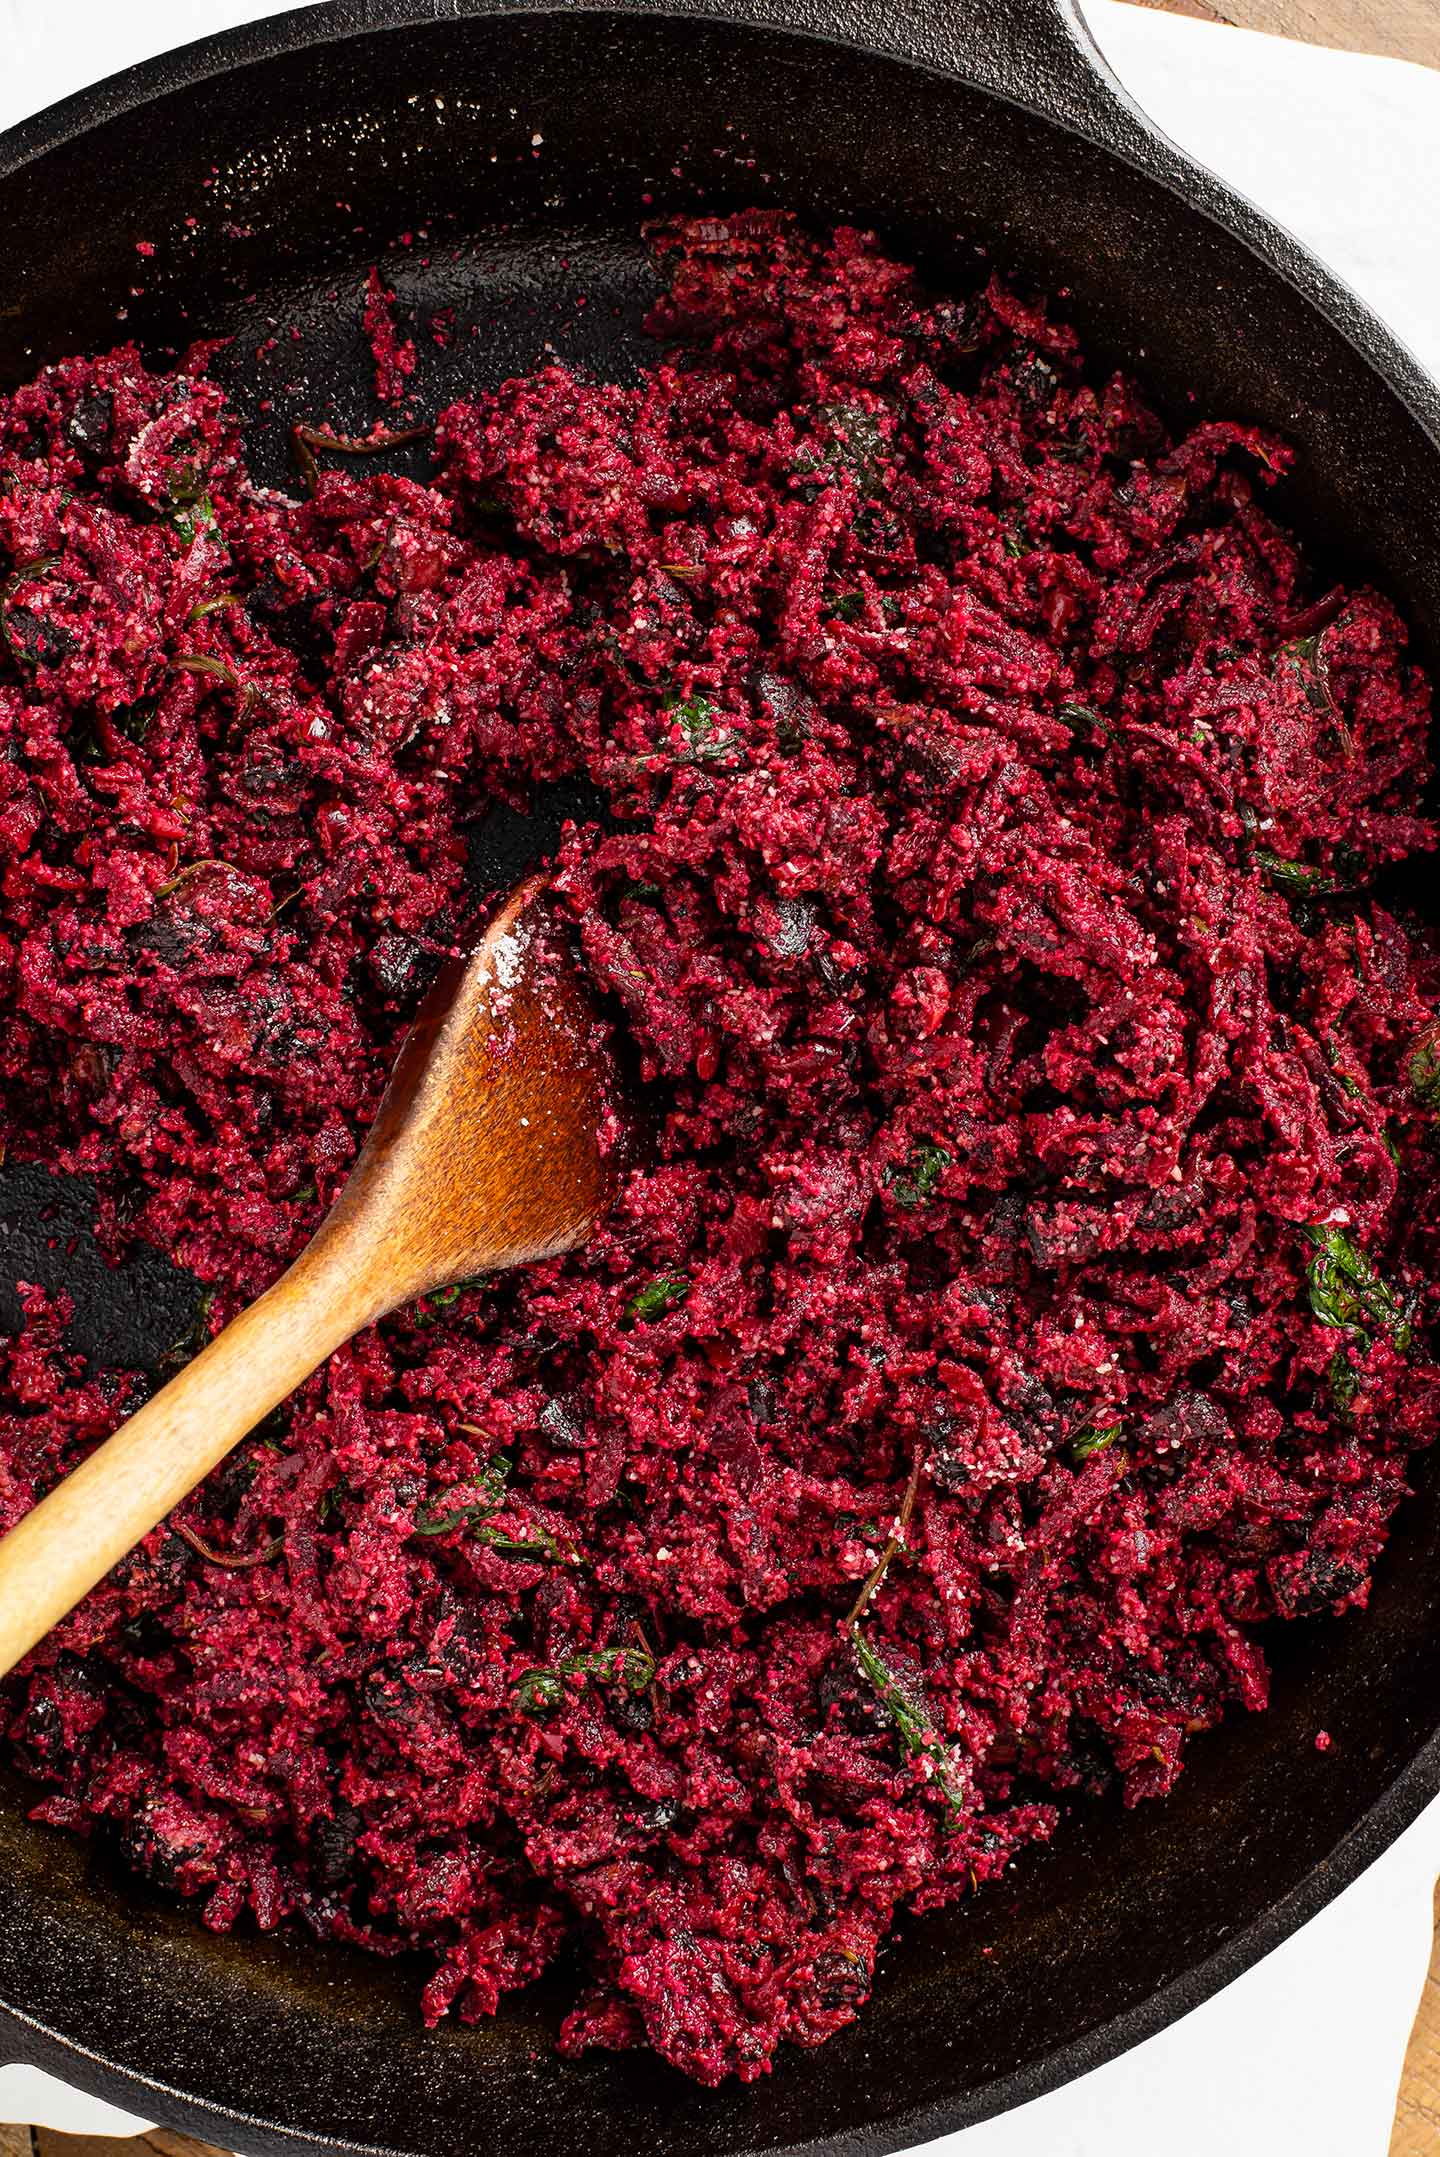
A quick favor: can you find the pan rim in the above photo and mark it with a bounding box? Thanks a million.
[5,1739,1440,2157]
[3,0,1438,468]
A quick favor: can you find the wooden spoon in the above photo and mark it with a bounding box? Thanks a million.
[0,877,619,1679]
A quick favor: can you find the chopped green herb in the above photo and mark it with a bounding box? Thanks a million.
[1327,1055,1363,1100]
[1001,530,1028,560]
[1327,1340,1362,1413]
[888,1139,951,1210]
[411,1497,493,1536]
[412,1452,513,1535]
[1303,1223,1412,1353]
[188,592,243,623]
[621,879,663,904]
[114,699,157,746]
[1071,1422,1122,1462]
[835,1511,887,1549]
[1057,700,1111,740]
[1255,850,1354,897]
[167,465,217,546]
[954,933,998,975]
[1406,1024,1440,1112]
[665,693,738,766]
[852,1630,967,1824]
[809,401,888,493]
[1279,630,1332,714]
[412,1273,487,1323]
[514,1668,566,1713]
[515,1645,656,1715]
[822,591,865,624]
[161,1287,217,1369]
[623,1273,690,1327]
[473,1522,563,1562]
[473,1454,514,1507]
[67,714,109,765]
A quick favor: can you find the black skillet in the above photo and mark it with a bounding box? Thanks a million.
[1,3,1439,2152]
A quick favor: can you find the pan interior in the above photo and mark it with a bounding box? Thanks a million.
[0,13,1438,2157]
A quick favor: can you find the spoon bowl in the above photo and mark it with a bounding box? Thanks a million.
[0,877,619,1679]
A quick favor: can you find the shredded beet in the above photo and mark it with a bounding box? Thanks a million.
[1,212,1438,2085]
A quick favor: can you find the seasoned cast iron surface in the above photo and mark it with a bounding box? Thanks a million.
[0,1168,203,1370]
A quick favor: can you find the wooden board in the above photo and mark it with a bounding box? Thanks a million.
[3,2,1437,2155]
[1392,1881,1440,2156]
[1130,0,1440,69]
[1,2132,229,2157]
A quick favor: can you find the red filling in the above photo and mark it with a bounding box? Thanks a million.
[0,212,1437,2085]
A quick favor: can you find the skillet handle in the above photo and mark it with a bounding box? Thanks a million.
[839,0,1166,157]
[335,0,1170,163]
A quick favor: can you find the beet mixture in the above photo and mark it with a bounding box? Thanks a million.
[1,213,1438,2086]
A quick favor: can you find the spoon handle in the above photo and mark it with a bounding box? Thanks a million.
[0,1236,378,1679]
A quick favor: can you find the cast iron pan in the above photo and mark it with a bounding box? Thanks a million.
[1,3,1439,2152]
